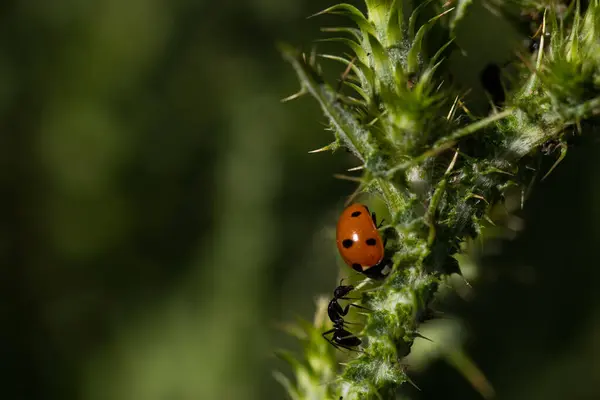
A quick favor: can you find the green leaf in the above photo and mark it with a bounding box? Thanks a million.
[274,349,304,372]
[367,32,392,81]
[273,371,300,400]
[320,26,362,42]
[279,44,373,162]
[311,3,375,36]
[407,23,428,73]
[450,0,473,33]
[314,37,368,63]
[344,81,370,102]
[566,0,582,63]
[429,38,454,67]
[386,0,404,45]
[408,0,434,40]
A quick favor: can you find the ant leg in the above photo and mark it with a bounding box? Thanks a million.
[336,343,363,353]
[338,302,371,316]
[325,337,345,351]
[337,299,372,316]
[322,328,336,338]
[339,304,350,316]
[324,333,358,352]
[323,330,346,351]
[349,303,372,311]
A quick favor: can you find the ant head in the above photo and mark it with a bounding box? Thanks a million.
[333,283,354,298]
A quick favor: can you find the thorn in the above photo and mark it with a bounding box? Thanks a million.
[429,6,455,23]
[366,116,380,126]
[531,21,544,39]
[470,194,488,204]
[307,7,329,19]
[347,165,365,171]
[483,215,496,226]
[340,57,356,82]
[457,98,475,119]
[447,95,460,120]
[308,143,334,153]
[281,89,306,103]
[309,46,317,66]
[333,174,363,182]
[460,275,473,289]
[541,143,567,181]
[430,310,447,319]
[402,366,421,391]
[344,180,367,205]
[413,331,434,342]
[444,148,460,175]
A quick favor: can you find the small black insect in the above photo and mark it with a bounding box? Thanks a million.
[322,281,369,351]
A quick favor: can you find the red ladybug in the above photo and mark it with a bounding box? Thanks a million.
[336,203,391,279]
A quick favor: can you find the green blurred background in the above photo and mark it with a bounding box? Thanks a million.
[1,1,599,399]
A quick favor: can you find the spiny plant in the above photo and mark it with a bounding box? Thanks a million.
[278,0,600,399]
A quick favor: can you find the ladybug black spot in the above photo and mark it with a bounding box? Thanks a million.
[351,211,362,217]
[351,263,362,272]
[366,238,377,246]
[342,239,354,248]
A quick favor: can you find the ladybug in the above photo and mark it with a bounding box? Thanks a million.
[336,203,391,280]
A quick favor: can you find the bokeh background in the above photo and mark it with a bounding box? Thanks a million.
[1,1,599,399]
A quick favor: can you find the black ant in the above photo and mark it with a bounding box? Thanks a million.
[322,280,369,352]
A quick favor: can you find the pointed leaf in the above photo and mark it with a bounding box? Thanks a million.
[274,349,304,372]
[320,26,362,41]
[367,32,391,81]
[386,0,403,45]
[311,4,375,36]
[273,372,301,400]
[450,0,473,33]
[430,38,454,67]
[407,23,428,73]
[317,54,365,84]
[566,0,581,62]
[365,0,393,34]
[409,0,434,40]
[315,37,368,62]
[280,44,373,162]
[344,81,370,102]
